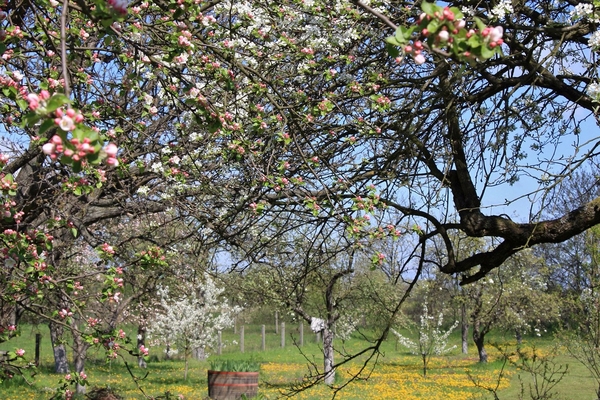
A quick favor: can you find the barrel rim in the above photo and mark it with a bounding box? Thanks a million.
[207,370,259,375]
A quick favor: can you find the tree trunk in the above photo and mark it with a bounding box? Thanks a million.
[137,325,147,368]
[72,323,90,395]
[184,354,189,381]
[461,303,468,354]
[323,327,335,386]
[515,329,523,347]
[193,347,206,361]
[49,322,69,374]
[473,323,488,363]
[165,343,171,360]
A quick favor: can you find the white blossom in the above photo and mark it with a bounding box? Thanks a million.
[490,0,513,20]
[590,30,600,49]
[587,82,600,99]
[147,274,242,364]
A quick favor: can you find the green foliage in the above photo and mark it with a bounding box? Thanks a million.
[209,359,261,372]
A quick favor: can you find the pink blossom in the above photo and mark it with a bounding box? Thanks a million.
[27,93,40,110]
[15,348,25,357]
[101,242,115,254]
[489,26,503,43]
[57,115,75,131]
[414,54,426,65]
[438,30,449,42]
[139,345,149,356]
[104,143,118,157]
[79,372,87,380]
[42,143,56,155]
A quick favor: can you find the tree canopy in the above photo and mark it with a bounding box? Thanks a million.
[1,0,600,391]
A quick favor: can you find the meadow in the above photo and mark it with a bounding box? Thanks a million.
[0,324,598,399]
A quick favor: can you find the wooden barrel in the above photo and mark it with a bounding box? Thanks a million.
[207,370,259,400]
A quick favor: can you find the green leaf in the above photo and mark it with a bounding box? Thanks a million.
[46,94,70,113]
[421,1,437,15]
[394,26,411,43]
[71,228,78,237]
[426,19,440,33]
[386,36,400,47]
[386,42,400,58]
[474,17,487,31]
[38,119,55,135]
[16,99,27,110]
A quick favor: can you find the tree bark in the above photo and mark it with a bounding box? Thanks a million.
[137,325,147,368]
[323,327,335,386]
[473,322,488,363]
[49,322,69,374]
[461,303,468,354]
[72,322,90,395]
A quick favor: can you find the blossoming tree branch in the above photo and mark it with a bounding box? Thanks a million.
[0,0,599,395]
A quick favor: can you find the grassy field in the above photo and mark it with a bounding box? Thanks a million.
[0,324,597,399]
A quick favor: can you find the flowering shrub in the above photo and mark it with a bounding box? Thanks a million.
[148,273,242,380]
[392,303,458,376]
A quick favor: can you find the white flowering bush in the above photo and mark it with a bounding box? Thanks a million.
[147,273,242,380]
[392,303,458,376]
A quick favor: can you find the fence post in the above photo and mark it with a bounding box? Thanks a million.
[281,322,285,348]
[240,325,245,353]
[299,322,304,347]
[316,331,321,343]
[35,333,41,367]
[275,311,279,334]
[218,330,222,355]
[261,324,266,351]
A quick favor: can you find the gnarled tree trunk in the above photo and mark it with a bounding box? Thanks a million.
[49,322,69,374]
[472,321,488,363]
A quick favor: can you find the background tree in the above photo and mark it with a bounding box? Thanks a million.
[148,274,240,381]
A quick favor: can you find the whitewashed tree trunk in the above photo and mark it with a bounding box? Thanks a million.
[137,325,147,368]
[323,327,335,386]
[49,323,69,374]
[461,304,468,354]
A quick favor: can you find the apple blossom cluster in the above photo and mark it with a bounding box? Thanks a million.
[108,0,128,15]
[387,2,504,65]
[570,3,600,22]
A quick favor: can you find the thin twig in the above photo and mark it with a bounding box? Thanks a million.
[352,0,397,30]
[61,0,71,96]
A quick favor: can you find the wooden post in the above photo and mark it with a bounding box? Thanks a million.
[234,317,237,334]
[240,325,245,353]
[281,322,285,348]
[218,331,222,355]
[261,325,266,351]
[316,331,321,343]
[35,333,41,367]
[275,311,279,334]
[299,322,304,347]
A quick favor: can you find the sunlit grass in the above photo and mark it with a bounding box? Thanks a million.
[0,326,598,399]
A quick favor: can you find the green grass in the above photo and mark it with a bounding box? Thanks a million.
[0,325,599,399]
